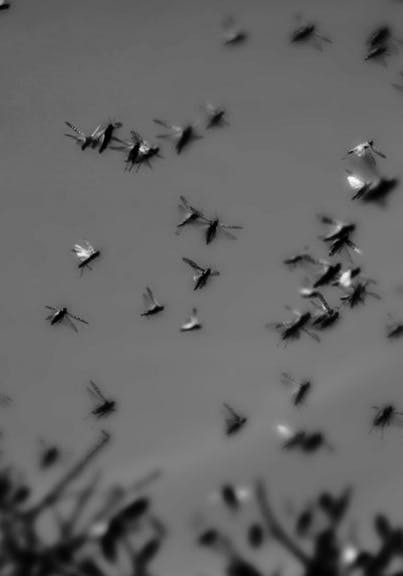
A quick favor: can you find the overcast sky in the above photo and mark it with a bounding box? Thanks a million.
[2,0,403,574]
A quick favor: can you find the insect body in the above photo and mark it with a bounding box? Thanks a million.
[87,380,117,419]
[222,403,247,436]
[182,257,220,290]
[180,308,202,332]
[72,241,100,273]
[45,306,88,332]
[154,119,201,155]
[141,287,165,317]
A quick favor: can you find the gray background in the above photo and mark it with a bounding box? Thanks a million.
[1,0,403,574]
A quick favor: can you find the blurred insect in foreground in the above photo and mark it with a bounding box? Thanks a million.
[280,371,312,406]
[0,1,10,10]
[201,103,229,129]
[111,130,161,172]
[207,482,252,511]
[371,404,403,433]
[38,439,62,470]
[45,306,88,332]
[141,287,165,317]
[182,257,220,290]
[364,25,401,63]
[290,15,331,50]
[64,121,104,151]
[385,314,403,339]
[221,15,248,46]
[72,241,100,274]
[154,118,201,155]
[340,279,380,308]
[266,307,320,345]
[222,403,248,436]
[180,307,202,332]
[275,423,333,453]
[87,380,117,419]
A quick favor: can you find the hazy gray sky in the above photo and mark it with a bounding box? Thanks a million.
[2,0,403,574]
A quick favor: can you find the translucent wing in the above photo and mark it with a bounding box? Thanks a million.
[72,242,93,261]
[280,372,296,387]
[146,286,159,307]
[65,121,85,139]
[65,315,78,332]
[182,257,204,272]
[68,312,89,324]
[91,123,106,139]
[88,381,107,402]
[222,402,239,420]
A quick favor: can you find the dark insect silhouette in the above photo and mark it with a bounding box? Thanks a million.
[182,257,220,290]
[154,118,201,155]
[72,241,101,273]
[276,423,333,453]
[64,121,104,150]
[38,439,62,470]
[283,251,318,269]
[311,261,342,288]
[98,121,123,153]
[87,380,117,419]
[0,1,11,10]
[280,371,312,406]
[371,404,403,433]
[340,279,380,308]
[317,214,358,254]
[222,403,248,436]
[201,216,243,245]
[221,15,248,46]
[201,103,229,129]
[266,308,320,344]
[385,314,403,339]
[45,306,88,332]
[299,288,340,330]
[141,287,165,317]
[290,16,331,50]
[111,130,161,171]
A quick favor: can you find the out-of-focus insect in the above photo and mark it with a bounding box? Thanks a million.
[38,439,62,470]
[345,140,386,170]
[310,260,342,288]
[340,279,380,308]
[0,1,11,10]
[371,404,403,433]
[317,214,356,242]
[364,44,391,63]
[222,403,248,436]
[0,392,12,409]
[176,195,206,230]
[221,15,248,46]
[364,25,402,63]
[385,314,403,339]
[72,241,101,274]
[97,121,123,154]
[182,257,220,290]
[87,380,117,419]
[64,121,105,151]
[290,15,331,49]
[154,118,201,155]
[283,251,318,269]
[201,216,243,245]
[45,306,88,332]
[345,170,375,200]
[208,483,252,510]
[332,266,362,289]
[180,307,202,332]
[111,130,161,172]
[266,307,320,345]
[201,103,228,129]
[141,287,165,317]
[280,371,312,406]
[275,423,333,453]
